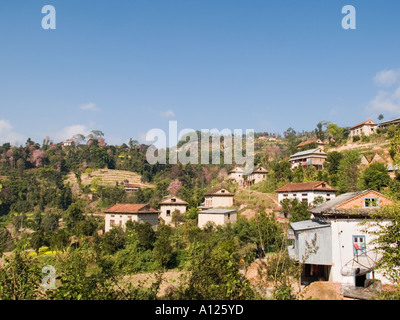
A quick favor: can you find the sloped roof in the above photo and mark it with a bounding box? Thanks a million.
[289,148,327,159]
[290,219,330,231]
[350,120,377,130]
[296,139,325,148]
[159,195,188,205]
[105,203,159,214]
[204,188,234,196]
[309,190,391,217]
[275,181,337,193]
[250,166,269,174]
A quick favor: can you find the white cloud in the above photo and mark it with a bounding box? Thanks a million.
[80,102,99,111]
[374,69,399,87]
[53,124,91,142]
[159,110,175,118]
[0,119,25,145]
[367,87,400,114]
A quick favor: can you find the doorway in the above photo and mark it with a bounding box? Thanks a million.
[355,274,366,287]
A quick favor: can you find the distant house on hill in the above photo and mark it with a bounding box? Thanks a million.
[289,189,394,289]
[296,139,328,150]
[123,183,142,192]
[228,167,246,185]
[198,208,237,228]
[247,166,269,186]
[104,203,159,232]
[387,163,399,179]
[158,195,188,225]
[349,120,377,138]
[379,117,400,129]
[204,188,234,208]
[289,148,327,170]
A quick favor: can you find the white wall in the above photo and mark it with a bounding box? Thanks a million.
[278,191,335,206]
[329,219,391,286]
[159,204,187,225]
[198,212,237,228]
[105,213,158,232]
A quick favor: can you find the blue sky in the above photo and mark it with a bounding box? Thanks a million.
[1,0,400,146]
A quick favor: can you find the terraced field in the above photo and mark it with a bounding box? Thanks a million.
[65,169,154,188]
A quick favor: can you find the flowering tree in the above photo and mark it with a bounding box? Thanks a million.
[167,179,182,195]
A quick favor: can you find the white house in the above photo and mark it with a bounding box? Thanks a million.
[276,181,337,206]
[198,208,237,228]
[228,167,246,185]
[349,120,378,138]
[288,190,394,289]
[104,203,159,232]
[247,166,269,186]
[158,195,188,225]
[204,188,234,208]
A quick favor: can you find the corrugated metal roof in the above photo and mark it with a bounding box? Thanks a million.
[290,219,330,231]
[290,148,327,158]
[310,190,367,214]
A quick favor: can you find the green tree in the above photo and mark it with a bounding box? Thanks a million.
[281,198,311,223]
[153,224,173,268]
[63,201,85,230]
[0,250,42,300]
[101,227,126,254]
[337,150,361,193]
[361,162,391,191]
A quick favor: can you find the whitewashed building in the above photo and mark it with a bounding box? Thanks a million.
[204,188,234,208]
[276,181,337,206]
[198,208,237,228]
[288,190,394,289]
[159,195,188,225]
[104,203,159,232]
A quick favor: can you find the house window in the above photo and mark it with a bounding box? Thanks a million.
[292,194,297,197]
[302,199,308,203]
[227,213,231,220]
[110,220,115,227]
[353,235,367,256]
[283,194,288,197]
[166,210,171,216]
[364,197,379,208]
[302,194,307,197]
[171,198,176,202]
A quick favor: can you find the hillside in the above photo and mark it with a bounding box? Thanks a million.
[65,169,154,189]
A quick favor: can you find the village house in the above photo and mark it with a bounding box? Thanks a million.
[276,181,337,206]
[288,189,394,290]
[104,203,159,232]
[204,188,234,208]
[289,147,327,170]
[247,166,269,186]
[158,195,188,225]
[296,139,328,151]
[198,208,237,228]
[228,166,246,185]
[123,183,142,193]
[387,163,399,179]
[379,117,400,129]
[349,120,378,138]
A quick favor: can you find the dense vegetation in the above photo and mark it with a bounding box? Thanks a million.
[1,122,400,300]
